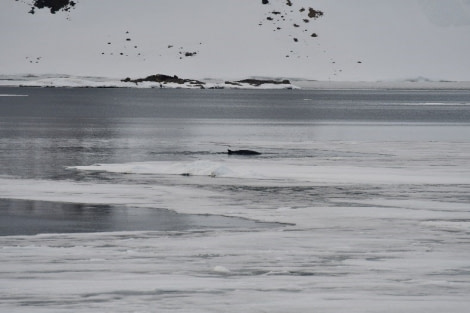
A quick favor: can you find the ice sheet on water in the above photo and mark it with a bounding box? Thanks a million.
[2,219,470,313]
[70,160,246,178]
[395,102,470,106]
[420,220,470,232]
[69,158,470,185]
[2,139,470,312]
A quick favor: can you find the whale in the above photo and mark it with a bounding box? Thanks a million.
[227,149,261,155]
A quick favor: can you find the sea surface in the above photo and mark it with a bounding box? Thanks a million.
[1,86,470,312]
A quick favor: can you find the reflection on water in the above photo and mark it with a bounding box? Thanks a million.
[0,199,279,236]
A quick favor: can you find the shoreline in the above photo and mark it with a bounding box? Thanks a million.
[1,74,470,90]
[293,80,470,90]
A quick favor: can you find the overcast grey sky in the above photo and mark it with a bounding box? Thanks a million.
[1,0,470,81]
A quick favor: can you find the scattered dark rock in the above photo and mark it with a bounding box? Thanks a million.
[25,56,42,64]
[258,0,324,58]
[262,0,269,4]
[99,30,145,60]
[165,44,200,59]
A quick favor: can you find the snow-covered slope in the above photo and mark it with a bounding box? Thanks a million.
[0,74,299,89]
[3,74,470,90]
[1,0,470,81]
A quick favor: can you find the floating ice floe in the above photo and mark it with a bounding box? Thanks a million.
[69,158,470,185]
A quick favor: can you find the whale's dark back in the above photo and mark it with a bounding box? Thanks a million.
[227,149,261,155]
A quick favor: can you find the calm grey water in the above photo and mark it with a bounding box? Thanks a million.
[2,87,469,179]
[1,86,470,235]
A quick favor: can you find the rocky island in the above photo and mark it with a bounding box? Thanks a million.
[122,74,206,89]
[0,74,298,89]
[122,74,296,89]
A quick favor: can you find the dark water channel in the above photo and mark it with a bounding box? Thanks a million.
[0,198,277,236]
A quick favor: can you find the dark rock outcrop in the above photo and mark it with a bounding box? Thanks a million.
[232,78,291,86]
[122,74,205,87]
[308,8,324,19]
[28,0,77,15]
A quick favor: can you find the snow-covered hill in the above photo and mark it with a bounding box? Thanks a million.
[1,0,470,81]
